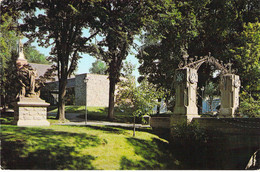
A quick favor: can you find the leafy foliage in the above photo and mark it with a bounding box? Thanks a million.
[89,59,108,75]
[170,121,225,169]
[2,52,20,106]
[116,77,165,117]
[24,44,49,64]
[0,13,18,69]
[229,22,260,99]
[0,13,19,108]
[239,92,260,117]
[137,0,204,107]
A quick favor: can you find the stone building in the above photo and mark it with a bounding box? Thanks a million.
[45,73,110,107]
[18,62,115,107]
[75,73,110,106]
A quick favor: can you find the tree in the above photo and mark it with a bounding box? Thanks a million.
[137,0,201,110]
[116,77,165,117]
[0,12,19,110]
[93,0,151,120]
[24,44,49,64]
[1,0,101,121]
[229,22,260,99]
[229,22,260,117]
[89,59,107,75]
[116,76,165,136]
[121,61,136,78]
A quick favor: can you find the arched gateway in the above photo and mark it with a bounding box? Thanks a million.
[173,53,240,122]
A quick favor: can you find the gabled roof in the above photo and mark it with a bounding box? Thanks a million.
[29,63,75,82]
[30,63,52,79]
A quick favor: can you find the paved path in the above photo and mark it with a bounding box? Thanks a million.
[48,113,150,128]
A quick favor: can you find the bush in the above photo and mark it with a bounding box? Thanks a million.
[169,122,224,169]
[239,92,260,118]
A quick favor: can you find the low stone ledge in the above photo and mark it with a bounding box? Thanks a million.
[150,117,171,129]
[193,117,260,135]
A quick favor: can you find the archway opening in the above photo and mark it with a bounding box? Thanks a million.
[197,62,221,116]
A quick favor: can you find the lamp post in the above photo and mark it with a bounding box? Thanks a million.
[84,76,89,125]
[201,86,205,114]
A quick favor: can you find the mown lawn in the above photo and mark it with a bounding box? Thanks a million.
[1,124,179,170]
[48,106,140,123]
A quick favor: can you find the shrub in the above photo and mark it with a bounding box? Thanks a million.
[239,92,260,118]
[169,122,223,169]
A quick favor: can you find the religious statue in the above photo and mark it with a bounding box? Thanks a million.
[17,62,39,98]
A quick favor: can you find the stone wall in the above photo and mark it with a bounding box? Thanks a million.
[75,73,87,105]
[150,116,260,169]
[75,73,110,107]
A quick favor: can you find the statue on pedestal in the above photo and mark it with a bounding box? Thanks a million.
[17,63,38,98]
[16,39,41,98]
[13,39,50,126]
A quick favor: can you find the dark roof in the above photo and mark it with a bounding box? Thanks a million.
[30,63,52,79]
[29,63,75,82]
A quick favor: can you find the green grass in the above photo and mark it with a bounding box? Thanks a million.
[1,124,179,170]
[49,106,139,123]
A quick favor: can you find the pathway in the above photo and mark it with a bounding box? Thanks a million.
[48,112,150,128]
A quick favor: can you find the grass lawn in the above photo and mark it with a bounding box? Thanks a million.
[1,123,179,170]
[48,106,140,123]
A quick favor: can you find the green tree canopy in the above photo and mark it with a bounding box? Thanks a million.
[0,12,19,109]
[116,76,165,118]
[229,22,260,98]
[89,59,108,75]
[24,44,49,64]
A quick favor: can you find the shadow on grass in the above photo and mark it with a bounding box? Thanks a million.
[0,112,14,125]
[120,137,179,170]
[75,125,153,136]
[72,125,130,135]
[1,125,100,170]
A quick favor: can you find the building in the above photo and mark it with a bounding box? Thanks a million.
[45,73,110,107]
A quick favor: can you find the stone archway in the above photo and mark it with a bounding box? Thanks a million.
[172,53,240,122]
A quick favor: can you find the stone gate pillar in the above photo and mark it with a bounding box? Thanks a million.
[172,68,200,123]
[219,74,240,117]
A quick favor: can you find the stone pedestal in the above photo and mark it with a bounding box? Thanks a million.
[173,68,200,123]
[13,97,50,126]
[219,74,240,117]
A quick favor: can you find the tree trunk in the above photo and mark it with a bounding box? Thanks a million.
[58,74,67,121]
[1,95,7,113]
[133,113,136,137]
[108,77,116,121]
